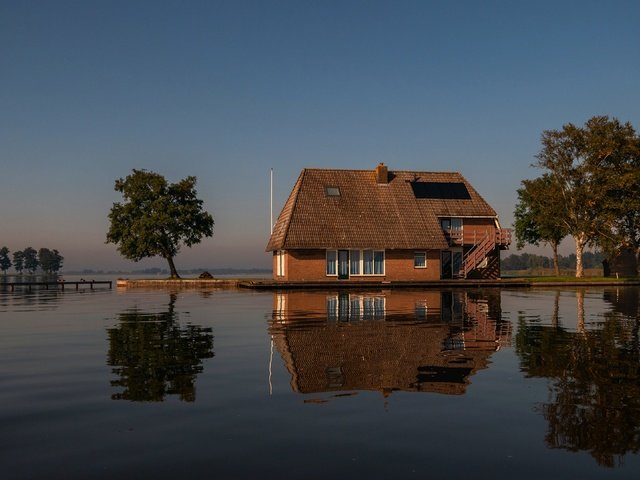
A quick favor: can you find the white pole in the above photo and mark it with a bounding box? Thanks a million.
[270,168,273,234]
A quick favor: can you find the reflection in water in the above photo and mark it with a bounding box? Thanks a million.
[270,290,511,397]
[516,289,640,467]
[106,293,214,402]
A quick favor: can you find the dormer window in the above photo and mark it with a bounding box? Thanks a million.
[326,186,341,197]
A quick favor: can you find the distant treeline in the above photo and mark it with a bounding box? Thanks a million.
[502,251,605,271]
[0,246,64,275]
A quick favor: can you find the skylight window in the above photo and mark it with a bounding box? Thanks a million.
[326,186,341,197]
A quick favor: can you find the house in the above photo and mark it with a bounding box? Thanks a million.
[266,163,511,282]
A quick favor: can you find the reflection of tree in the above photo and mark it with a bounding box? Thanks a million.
[107,294,214,402]
[516,290,640,467]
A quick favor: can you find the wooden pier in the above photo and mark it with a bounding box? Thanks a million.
[0,280,112,292]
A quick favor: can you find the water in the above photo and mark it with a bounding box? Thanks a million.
[1,280,639,479]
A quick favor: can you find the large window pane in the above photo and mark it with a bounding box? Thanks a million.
[374,251,384,274]
[363,250,374,274]
[326,250,337,275]
[350,250,360,274]
[452,251,462,276]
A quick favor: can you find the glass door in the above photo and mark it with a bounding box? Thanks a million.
[338,250,349,280]
[452,250,463,278]
[441,251,452,279]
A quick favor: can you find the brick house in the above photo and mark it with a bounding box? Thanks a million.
[266,163,511,282]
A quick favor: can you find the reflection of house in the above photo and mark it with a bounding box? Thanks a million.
[266,163,511,282]
[270,290,511,396]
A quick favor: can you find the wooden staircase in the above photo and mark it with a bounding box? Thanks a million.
[459,229,511,278]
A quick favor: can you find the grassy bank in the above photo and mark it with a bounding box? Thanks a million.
[503,268,638,283]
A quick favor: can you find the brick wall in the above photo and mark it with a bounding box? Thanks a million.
[273,249,443,281]
[272,245,502,281]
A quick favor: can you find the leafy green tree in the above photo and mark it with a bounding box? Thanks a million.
[514,174,567,275]
[12,250,24,274]
[106,169,214,278]
[0,247,11,274]
[591,121,640,274]
[23,247,39,274]
[535,116,639,277]
[38,248,64,274]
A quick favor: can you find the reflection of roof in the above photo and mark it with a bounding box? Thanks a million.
[270,320,497,396]
[266,168,497,251]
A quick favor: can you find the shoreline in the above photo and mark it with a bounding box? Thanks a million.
[115,277,640,290]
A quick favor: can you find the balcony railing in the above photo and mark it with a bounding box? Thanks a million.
[444,228,511,247]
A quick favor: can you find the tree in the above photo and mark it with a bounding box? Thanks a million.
[514,174,567,275]
[13,250,24,274]
[38,248,64,274]
[592,121,640,274]
[0,247,11,274]
[535,116,639,277]
[106,169,214,278]
[23,247,39,274]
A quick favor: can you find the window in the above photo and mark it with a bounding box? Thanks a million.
[452,250,463,276]
[350,250,360,274]
[276,250,285,276]
[326,250,337,275]
[441,218,463,230]
[326,186,340,197]
[374,251,384,274]
[363,250,373,274]
[414,252,427,268]
[326,249,384,276]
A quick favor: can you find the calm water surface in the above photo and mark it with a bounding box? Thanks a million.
[1,278,639,479]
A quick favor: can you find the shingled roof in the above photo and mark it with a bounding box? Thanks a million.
[266,165,498,251]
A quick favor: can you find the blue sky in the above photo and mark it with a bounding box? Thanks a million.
[1,0,639,271]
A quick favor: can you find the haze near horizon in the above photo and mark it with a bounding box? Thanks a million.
[2,1,638,271]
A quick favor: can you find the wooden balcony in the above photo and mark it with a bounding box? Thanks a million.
[444,228,512,248]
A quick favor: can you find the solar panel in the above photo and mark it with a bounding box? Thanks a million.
[410,181,471,199]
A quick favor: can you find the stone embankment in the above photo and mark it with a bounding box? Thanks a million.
[116,278,250,288]
[116,277,640,289]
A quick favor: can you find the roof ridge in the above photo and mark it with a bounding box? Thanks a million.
[299,167,465,175]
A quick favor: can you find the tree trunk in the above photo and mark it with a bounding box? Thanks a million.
[551,241,560,276]
[575,233,587,278]
[165,255,180,279]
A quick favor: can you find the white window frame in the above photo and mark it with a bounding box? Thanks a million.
[326,249,385,277]
[326,250,338,276]
[414,251,427,268]
[276,250,285,277]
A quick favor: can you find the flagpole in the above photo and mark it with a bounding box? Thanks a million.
[270,168,273,234]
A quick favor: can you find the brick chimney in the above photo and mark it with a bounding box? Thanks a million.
[375,162,389,184]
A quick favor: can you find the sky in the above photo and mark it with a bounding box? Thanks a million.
[1,0,639,271]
